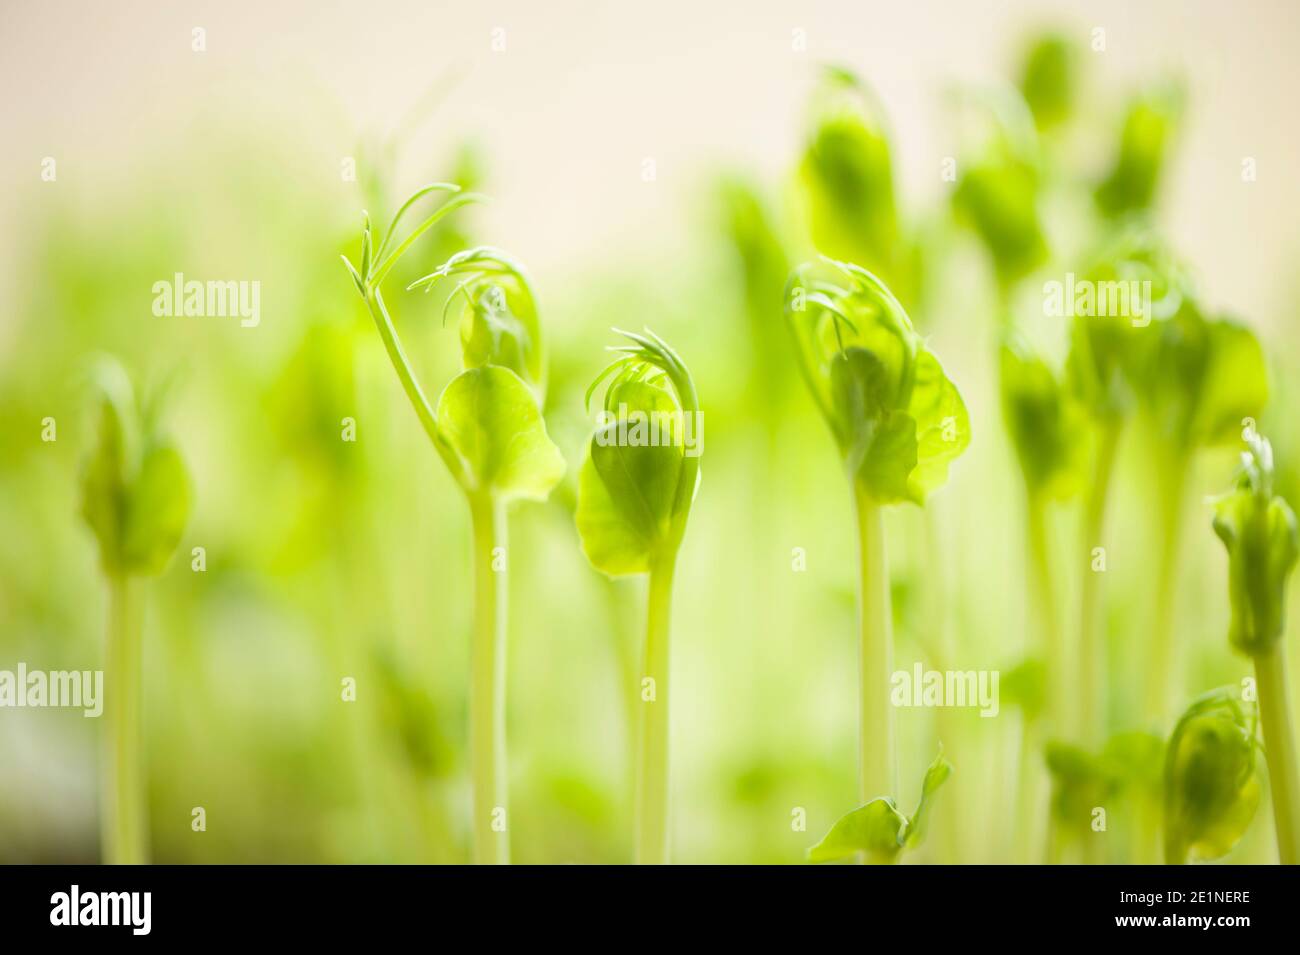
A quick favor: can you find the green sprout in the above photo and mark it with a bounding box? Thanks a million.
[1136,296,1267,723]
[1210,431,1300,863]
[1096,83,1184,219]
[575,328,701,864]
[1065,228,1184,741]
[79,356,192,864]
[785,258,967,861]
[1000,334,1083,736]
[341,185,565,864]
[806,750,952,864]
[1017,32,1077,133]
[799,68,911,303]
[1164,689,1261,864]
[950,88,1049,298]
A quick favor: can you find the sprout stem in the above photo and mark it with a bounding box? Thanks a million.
[1026,489,1065,734]
[636,552,677,864]
[854,485,897,833]
[468,491,510,865]
[102,574,147,865]
[1254,640,1300,864]
[1079,422,1121,743]
[1145,454,1189,725]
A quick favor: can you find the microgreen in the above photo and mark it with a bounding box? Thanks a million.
[574,328,700,864]
[785,257,966,861]
[1095,83,1184,219]
[799,68,911,302]
[950,89,1049,296]
[79,355,192,864]
[806,749,952,864]
[341,185,565,864]
[1163,688,1261,864]
[1209,432,1300,863]
[1018,32,1077,133]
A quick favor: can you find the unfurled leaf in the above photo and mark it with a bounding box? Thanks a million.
[1164,689,1260,864]
[807,749,953,863]
[786,258,969,504]
[434,365,565,501]
[1211,433,1299,656]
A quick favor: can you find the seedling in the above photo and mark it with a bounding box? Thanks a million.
[784,257,968,861]
[1164,688,1261,864]
[79,356,192,864]
[341,185,565,864]
[1210,431,1300,863]
[574,328,701,864]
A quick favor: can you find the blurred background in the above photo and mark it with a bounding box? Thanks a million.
[2,0,1299,863]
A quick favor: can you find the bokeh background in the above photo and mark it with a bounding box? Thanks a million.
[2,0,1299,863]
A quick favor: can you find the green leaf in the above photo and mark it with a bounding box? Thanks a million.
[120,443,192,575]
[806,798,907,863]
[908,347,971,499]
[434,365,565,501]
[575,330,701,577]
[1000,335,1082,497]
[1019,33,1076,131]
[1096,84,1183,217]
[901,748,954,849]
[786,259,968,505]
[1211,434,1299,656]
[807,749,953,862]
[799,68,899,283]
[1191,318,1268,446]
[1164,689,1260,864]
[79,357,191,577]
[952,154,1047,287]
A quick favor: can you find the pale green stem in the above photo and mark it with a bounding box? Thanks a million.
[1079,422,1121,744]
[854,485,897,826]
[1255,641,1300,864]
[102,574,147,865]
[635,552,677,864]
[1026,489,1065,736]
[468,492,509,865]
[1144,453,1189,726]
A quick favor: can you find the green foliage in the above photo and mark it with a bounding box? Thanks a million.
[785,258,969,503]
[409,247,547,399]
[341,186,564,503]
[1000,334,1083,497]
[435,366,566,501]
[1096,84,1183,218]
[1066,229,1185,422]
[1045,732,1164,837]
[1018,33,1077,131]
[1164,689,1260,864]
[799,67,899,284]
[807,749,952,863]
[575,329,701,577]
[79,357,192,577]
[1211,433,1299,656]
[1139,305,1268,451]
